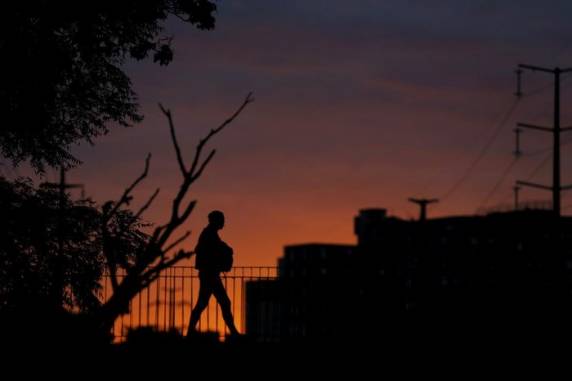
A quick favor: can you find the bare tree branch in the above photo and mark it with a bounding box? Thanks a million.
[142,249,193,286]
[105,153,152,221]
[159,103,187,176]
[141,273,161,290]
[107,262,119,294]
[134,188,160,220]
[162,230,192,254]
[97,92,254,334]
[178,200,197,226]
[212,92,255,136]
[155,93,253,246]
[101,225,120,293]
[191,149,216,181]
[189,92,253,177]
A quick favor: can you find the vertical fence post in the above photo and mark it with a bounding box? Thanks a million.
[102,266,277,341]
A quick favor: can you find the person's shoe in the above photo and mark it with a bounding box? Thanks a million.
[185,328,199,340]
[225,331,245,343]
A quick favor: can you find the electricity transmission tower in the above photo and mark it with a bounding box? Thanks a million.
[514,64,572,216]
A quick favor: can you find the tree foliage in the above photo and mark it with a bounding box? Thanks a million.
[0,92,253,339]
[0,1,217,171]
[0,176,149,314]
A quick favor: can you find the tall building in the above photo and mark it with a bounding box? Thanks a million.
[246,208,572,342]
[246,243,354,342]
[279,243,355,279]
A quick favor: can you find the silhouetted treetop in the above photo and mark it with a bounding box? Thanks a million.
[0,176,150,314]
[0,1,216,172]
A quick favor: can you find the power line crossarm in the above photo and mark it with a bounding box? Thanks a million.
[518,64,572,73]
[516,180,553,191]
[517,122,552,133]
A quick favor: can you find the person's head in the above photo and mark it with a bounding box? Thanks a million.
[208,210,225,230]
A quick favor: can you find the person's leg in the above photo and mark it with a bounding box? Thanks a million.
[187,273,213,336]
[212,275,239,335]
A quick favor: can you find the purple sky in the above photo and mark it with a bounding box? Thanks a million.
[6,1,572,265]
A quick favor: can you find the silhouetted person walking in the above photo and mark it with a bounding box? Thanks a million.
[187,210,239,336]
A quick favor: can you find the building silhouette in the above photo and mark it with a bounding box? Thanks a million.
[246,208,572,342]
[247,244,354,341]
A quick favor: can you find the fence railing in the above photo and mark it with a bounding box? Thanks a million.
[102,266,278,342]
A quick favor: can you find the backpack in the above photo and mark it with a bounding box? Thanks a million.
[218,242,234,272]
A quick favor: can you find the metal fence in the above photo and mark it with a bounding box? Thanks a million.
[102,266,277,342]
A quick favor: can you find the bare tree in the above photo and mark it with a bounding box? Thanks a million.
[95,93,254,334]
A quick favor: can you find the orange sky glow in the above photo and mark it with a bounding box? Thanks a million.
[6,1,572,267]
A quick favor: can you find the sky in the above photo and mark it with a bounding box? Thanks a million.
[10,0,572,266]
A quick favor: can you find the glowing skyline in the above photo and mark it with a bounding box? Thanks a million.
[7,1,572,266]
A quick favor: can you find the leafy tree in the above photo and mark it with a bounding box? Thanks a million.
[0,177,148,315]
[0,1,216,172]
[0,92,253,340]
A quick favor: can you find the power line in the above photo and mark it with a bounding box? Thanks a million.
[519,71,570,98]
[460,68,568,211]
[425,68,569,208]
[487,151,551,207]
[487,148,561,209]
[523,81,556,98]
[477,156,520,209]
[424,72,564,201]
[525,152,552,181]
[440,97,520,200]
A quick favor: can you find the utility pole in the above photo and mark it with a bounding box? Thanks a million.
[41,167,84,306]
[513,127,522,157]
[513,185,521,210]
[515,68,523,98]
[42,167,84,208]
[408,198,439,222]
[514,64,572,217]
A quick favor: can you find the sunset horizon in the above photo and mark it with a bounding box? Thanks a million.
[5,2,572,267]
[2,0,572,364]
